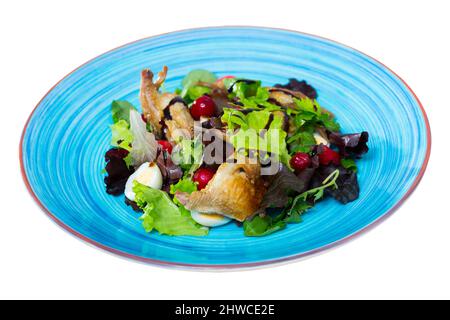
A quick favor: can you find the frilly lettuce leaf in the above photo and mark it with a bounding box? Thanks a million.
[133,182,208,236]
[228,81,280,111]
[169,178,198,205]
[221,108,283,131]
[110,108,158,168]
[110,120,133,152]
[230,128,290,166]
[221,108,290,165]
[170,178,197,195]
[129,110,157,167]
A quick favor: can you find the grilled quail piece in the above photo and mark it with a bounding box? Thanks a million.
[179,161,266,222]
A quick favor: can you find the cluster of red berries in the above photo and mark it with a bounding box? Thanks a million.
[290,146,340,172]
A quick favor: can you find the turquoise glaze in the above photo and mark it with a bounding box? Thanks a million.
[21,27,430,269]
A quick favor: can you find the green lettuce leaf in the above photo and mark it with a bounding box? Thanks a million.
[185,85,211,101]
[293,110,317,127]
[230,127,290,166]
[318,113,340,132]
[246,110,271,131]
[171,138,204,174]
[287,131,316,153]
[287,99,341,153]
[221,108,280,131]
[170,178,198,195]
[221,109,249,131]
[241,87,279,110]
[169,178,198,205]
[223,108,291,165]
[269,113,285,130]
[110,120,133,151]
[233,84,281,111]
[181,69,216,99]
[243,201,310,237]
[111,100,136,124]
[291,99,340,132]
[243,215,286,237]
[232,80,261,100]
[294,97,321,114]
[134,182,208,236]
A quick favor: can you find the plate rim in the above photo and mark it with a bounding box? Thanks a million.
[19,26,432,270]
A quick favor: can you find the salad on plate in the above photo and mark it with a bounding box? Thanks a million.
[103,66,369,237]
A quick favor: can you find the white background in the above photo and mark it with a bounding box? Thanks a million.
[1,0,448,300]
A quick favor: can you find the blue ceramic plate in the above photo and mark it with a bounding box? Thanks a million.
[21,27,430,269]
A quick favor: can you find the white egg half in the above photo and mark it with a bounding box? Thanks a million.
[314,132,330,146]
[124,162,163,201]
[191,211,231,227]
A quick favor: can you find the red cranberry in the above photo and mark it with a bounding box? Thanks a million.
[290,153,312,172]
[193,167,216,190]
[318,146,341,166]
[157,140,173,154]
[141,113,147,123]
[190,95,216,120]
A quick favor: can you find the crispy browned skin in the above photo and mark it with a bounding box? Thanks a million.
[140,67,167,134]
[184,162,266,221]
[268,87,334,117]
[165,102,194,141]
[268,87,306,110]
[139,66,194,140]
[269,87,307,99]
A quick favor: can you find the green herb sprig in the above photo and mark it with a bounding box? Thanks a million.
[244,169,340,237]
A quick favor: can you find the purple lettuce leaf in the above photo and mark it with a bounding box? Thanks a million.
[258,164,312,212]
[311,164,359,204]
[328,131,369,157]
[274,78,318,99]
[104,148,135,195]
[155,148,183,192]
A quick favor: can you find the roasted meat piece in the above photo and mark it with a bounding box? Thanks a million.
[180,162,266,221]
[139,66,194,141]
